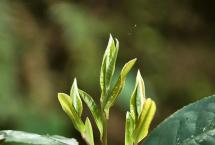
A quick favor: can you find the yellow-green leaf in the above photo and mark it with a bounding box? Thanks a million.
[125,112,135,145]
[83,118,94,145]
[78,89,103,138]
[100,34,118,105]
[130,83,138,122]
[104,58,137,118]
[70,78,83,116]
[133,98,156,143]
[58,93,85,132]
[130,70,146,121]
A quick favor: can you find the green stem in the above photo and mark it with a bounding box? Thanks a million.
[102,119,107,145]
[101,97,108,145]
[102,111,108,145]
[100,91,108,145]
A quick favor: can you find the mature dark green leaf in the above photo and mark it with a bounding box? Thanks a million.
[70,78,83,116]
[83,118,94,145]
[58,93,85,132]
[143,95,215,145]
[100,35,118,105]
[104,58,137,118]
[78,89,103,137]
[0,130,78,145]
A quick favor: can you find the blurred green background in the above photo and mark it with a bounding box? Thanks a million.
[0,0,214,144]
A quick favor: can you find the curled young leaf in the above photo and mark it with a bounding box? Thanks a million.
[83,118,94,145]
[100,34,119,105]
[78,89,103,138]
[104,58,137,118]
[58,93,85,133]
[130,70,146,122]
[132,98,156,143]
[70,78,83,117]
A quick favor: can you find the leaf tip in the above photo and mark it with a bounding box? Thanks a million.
[109,33,113,39]
[137,69,142,77]
[74,77,77,82]
[132,58,137,62]
[115,38,119,49]
[126,111,130,119]
[72,78,78,87]
[108,34,114,46]
[128,58,137,67]
[57,93,64,99]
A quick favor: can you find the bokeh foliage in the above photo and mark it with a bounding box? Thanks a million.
[0,0,214,144]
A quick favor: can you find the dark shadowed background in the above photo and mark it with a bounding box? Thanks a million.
[0,0,214,144]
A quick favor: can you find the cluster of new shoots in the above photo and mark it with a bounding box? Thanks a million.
[58,35,156,145]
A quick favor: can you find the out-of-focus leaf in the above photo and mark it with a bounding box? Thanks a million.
[100,35,118,105]
[130,70,146,121]
[78,89,103,137]
[125,112,135,145]
[143,95,215,145]
[83,118,94,145]
[70,78,83,116]
[104,58,137,118]
[0,130,78,145]
[58,93,85,132]
[0,0,22,118]
[133,98,156,143]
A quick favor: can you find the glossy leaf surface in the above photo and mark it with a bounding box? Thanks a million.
[143,95,215,145]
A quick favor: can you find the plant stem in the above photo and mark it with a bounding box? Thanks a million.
[102,112,108,145]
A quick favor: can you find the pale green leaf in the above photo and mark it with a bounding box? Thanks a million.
[58,93,85,132]
[136,71,145,116]
[125,112,135,145]
[100,34,118,105]
[70,78,83,116]
[133,98,156,143]
[130,70,146,121]
[104,58,137,118]
[0,130,78,145]
[130,83,138,122]
[78,89,103,137]
[83,118,94,145]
